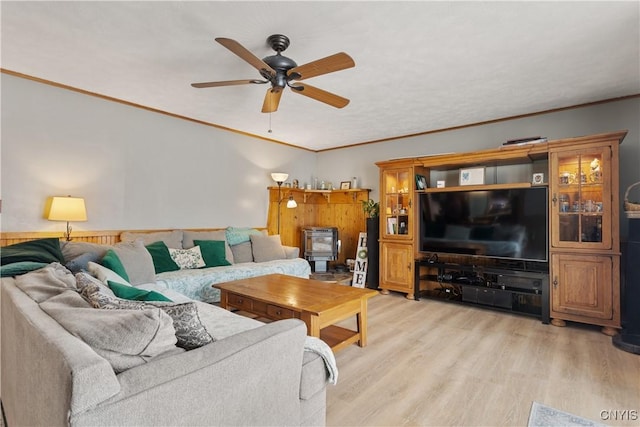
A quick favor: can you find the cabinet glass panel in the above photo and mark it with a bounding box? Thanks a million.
[556,150,604,244]
[383,169,412,237]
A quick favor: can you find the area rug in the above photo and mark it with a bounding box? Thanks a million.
[528,401,607,427]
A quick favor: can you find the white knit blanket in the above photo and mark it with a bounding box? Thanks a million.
[304,336,338,385]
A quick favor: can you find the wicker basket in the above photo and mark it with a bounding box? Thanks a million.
[624,182,640,218]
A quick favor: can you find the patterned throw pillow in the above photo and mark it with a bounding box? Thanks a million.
[76,272,213,350]
[168,246,206,270]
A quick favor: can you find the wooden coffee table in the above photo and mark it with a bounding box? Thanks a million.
[214,274,378,352]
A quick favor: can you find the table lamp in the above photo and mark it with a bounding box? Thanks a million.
[46,196,87,241]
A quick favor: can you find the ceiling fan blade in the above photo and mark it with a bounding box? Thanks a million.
[288,52,355,81]
[215,37,276,78]
[191,79,266,88]
[262,88,283,113]
[290,83,350,109]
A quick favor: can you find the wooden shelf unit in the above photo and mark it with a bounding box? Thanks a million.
[266,187,370,265]
[376,130,626,334]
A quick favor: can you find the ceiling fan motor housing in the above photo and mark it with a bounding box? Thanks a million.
[262,54,297,89]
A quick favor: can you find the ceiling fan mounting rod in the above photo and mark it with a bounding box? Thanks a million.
[266,34,290,53]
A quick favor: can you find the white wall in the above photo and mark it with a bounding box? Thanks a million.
[1,74,316,232]
[2,74,638,239]
[316,97,640,239]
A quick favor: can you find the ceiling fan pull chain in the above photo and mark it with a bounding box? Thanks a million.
[268,112,273,133]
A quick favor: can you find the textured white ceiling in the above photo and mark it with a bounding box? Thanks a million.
[2,1,639,151]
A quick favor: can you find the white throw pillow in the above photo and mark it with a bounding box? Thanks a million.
[168,246,206,269]
[88,261,132,287]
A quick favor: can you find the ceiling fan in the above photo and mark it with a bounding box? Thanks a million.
[191,34,355,113]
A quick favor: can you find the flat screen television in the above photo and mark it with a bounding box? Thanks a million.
[419,187,548,262]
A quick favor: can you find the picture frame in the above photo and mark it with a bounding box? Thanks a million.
[415,174,427,190]
[459,167,485,186]
[340,181,351,190]
[532,172,544,185]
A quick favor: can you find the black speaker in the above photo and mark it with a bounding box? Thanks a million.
[613,217,640,354]
[366,217,380,289]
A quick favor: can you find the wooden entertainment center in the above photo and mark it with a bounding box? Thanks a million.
[376,130,626,335]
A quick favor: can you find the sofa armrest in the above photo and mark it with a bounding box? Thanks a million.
[74,319,314,426]
[1,280,121,427]
[283,245,300,259]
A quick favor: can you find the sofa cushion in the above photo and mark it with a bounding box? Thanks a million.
[225,227,263,246]
[182,230,234,264]
[120,230,183,249]
[110,240,156,285]
[283,246,300,259]
[250,234,287,262]
[230,241,253,263]
[77,272,213,350]
[0,261,48,277]
[1,238,65,266]
[168,247,206,270]
[14,262,77,302]
[60,241,110,263]
[108,280,172,302]
[145,241,180,274]
[194,240,232,268]
[41,289,180,373]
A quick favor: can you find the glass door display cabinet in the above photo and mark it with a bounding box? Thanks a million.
[381,168,413,239]
[549,137,622,336]
[376,161,418,299]
[550,147,611,250]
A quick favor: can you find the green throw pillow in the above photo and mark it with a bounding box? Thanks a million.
[108,280,172,302]
[101,250,130,282]
[145,241,180,273]
[0,261,48,277]
[225,227,262,246]
[194,240,232,268]
[0,238,65,266]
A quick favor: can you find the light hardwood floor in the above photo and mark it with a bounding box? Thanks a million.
[326,292,640,426]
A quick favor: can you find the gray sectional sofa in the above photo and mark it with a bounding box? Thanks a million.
[1,262,333,426]
[62,228,311,303]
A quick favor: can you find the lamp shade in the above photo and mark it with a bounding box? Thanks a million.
[47,196,87,222]
[286,196,297,208]
[271,172,289,184]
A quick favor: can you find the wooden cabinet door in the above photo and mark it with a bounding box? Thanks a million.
[550,253,613,321]
[380,242,414,295]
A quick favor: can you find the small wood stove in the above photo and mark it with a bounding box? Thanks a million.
[302,227,339,272]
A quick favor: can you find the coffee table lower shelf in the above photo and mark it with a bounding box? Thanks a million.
[320,325,361,353]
